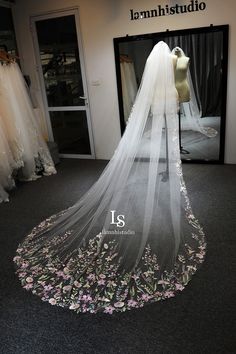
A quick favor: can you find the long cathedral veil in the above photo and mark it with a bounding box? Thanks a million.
[14,42,206,314]
[172,47,217,138]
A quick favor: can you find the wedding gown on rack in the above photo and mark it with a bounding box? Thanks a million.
[14,42,206,315]
[120,58,138,123]
[0,62,56,202]
[0,113,16,202]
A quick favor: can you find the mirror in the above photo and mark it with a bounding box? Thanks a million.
[114,25,229,163]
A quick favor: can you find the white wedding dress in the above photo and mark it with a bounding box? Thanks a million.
[14,42,206,315]
[0,62,56,202]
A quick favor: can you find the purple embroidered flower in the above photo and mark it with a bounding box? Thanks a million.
[82,294,92,302]
[98,279,105,286]
[56,270,70,280]
[44,284,54,291]
[88,273,96,281]
[104,306,115,314]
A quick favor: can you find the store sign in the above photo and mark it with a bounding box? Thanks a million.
[130,0,207,21]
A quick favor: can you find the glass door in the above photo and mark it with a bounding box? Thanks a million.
[32,10,95,158]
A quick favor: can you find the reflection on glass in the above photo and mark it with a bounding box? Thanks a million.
[50,111,91,155]
[36,15,84,107]
[115,27,228,162]
[0,6,18,56]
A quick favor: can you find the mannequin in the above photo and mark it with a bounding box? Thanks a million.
[172,47,190,153]
[173,47,190,102]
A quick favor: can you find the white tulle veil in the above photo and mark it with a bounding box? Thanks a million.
[14,41,206,314]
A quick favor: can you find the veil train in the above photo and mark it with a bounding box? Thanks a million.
[13,42,206,315]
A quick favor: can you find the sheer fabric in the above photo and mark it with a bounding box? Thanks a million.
[0,62,56,202]
[120,60,138,123]
[172,47,218,138]
[14,42,206,314]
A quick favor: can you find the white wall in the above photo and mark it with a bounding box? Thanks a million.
[12,0,236,163]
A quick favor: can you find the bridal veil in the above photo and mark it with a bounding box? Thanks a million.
[14,41,206,314]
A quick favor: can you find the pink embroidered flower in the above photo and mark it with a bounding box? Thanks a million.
[99,274,106,279]
[18,272,27,278]
[175,283,185,291]
[49,298,57,305]
[73,281,81,288]
[16,248,23,254]
[128,299,138,307]
[23,283,33,290]
[98,279,105,285]
[63,285,72,292]
[154,291,163,297]
[13,256,21,262]
[141,294,150,302]
[164,291,175,298]
[21,262,29,269]
[104,306,115,314]
[26,277,33,283]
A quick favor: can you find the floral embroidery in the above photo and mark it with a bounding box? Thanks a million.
[13,166,206,314]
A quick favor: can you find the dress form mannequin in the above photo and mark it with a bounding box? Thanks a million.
[173,47,190,103]
[173,47,190,153]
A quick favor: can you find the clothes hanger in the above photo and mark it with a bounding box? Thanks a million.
[120,54,133,63]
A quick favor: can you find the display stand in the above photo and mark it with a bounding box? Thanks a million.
[179,106,190,155]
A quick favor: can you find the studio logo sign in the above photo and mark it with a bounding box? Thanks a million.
[130,0,207,21]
